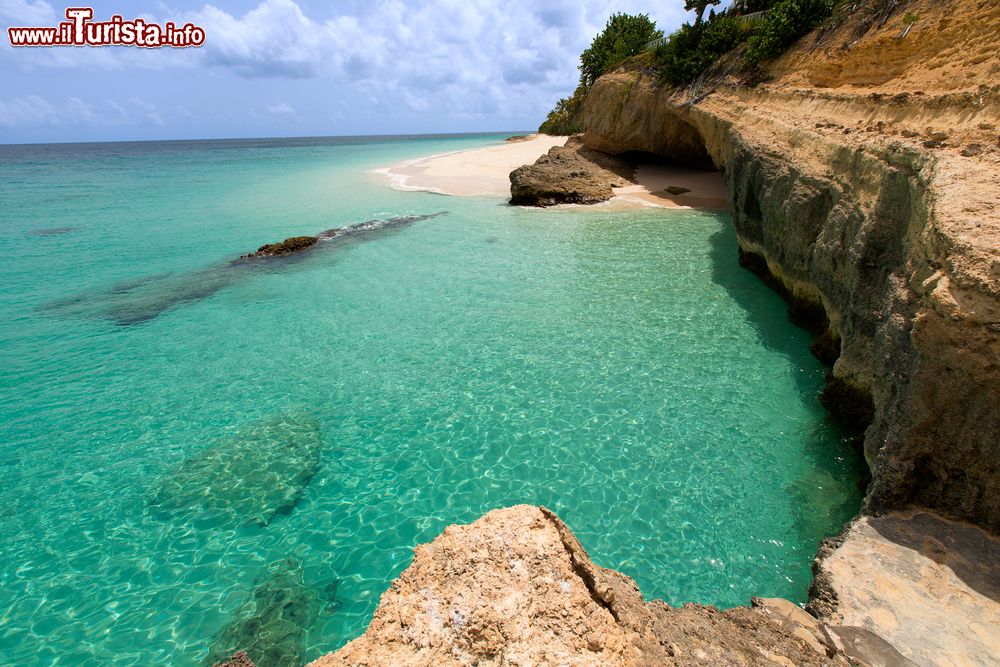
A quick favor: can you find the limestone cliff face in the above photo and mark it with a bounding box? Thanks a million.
[580,0,1000,533]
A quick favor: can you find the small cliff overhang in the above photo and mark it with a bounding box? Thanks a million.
[581,75,717,171]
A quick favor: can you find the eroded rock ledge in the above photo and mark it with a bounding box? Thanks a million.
[307,505,849,666]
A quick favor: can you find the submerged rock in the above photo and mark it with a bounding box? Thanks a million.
[148,413,322,527]
[43,212,447,326]
[204,558,333,667]
[28,226,77,236]
[509,137,634,206]
[308,505,842,666]
[212,651,256,667]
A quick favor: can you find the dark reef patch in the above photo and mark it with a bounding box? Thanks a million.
[28,226,77,236]
[41,212,447,326]
[203,558,337,667]
[148,413,323,528]
[242,235,318,258]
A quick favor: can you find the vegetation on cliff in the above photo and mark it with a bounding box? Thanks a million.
[539,13,660,135]
[540,0,838,132]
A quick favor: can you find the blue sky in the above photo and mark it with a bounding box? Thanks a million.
[0,0,705,143]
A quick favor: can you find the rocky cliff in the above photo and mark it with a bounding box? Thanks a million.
[582,0,1000,534]
[308,506,869,666]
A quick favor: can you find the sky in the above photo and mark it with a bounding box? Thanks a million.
[0,0,706,143]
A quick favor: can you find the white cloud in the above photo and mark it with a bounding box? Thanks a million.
[0,94,57,126]
[266,102,295,114]
[0,0,55,24]
[0,0,691,132]
[128,97,165,126]
[0,95,165,128]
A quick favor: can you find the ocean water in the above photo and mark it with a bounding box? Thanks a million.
[0,134,864,665]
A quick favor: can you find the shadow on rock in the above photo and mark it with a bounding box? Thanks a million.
[148,413,323,528]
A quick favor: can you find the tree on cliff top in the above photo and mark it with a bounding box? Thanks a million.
[578,13,662,88]
[685,0,721,26]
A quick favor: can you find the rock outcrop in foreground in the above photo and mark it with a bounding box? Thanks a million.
[509,137,634,206]
[810,510,1000,667]
[309,506,851,667]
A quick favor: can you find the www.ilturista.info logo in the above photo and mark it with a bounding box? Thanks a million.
[7,7,206,48]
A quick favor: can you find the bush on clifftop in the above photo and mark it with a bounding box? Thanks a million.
[539,0,837,134]
[579,13,663,88]
[540,13,661,135]
[655,13,748,85]
[743,0,835,65]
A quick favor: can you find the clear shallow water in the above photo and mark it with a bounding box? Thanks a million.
[0,134,863,665]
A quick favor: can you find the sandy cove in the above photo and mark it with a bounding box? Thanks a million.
[375,133,728,209]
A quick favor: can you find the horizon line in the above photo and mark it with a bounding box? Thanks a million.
[0,129,537,149]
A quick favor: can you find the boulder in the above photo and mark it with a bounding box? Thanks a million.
[509,137,634,206]
[243,235,318,258]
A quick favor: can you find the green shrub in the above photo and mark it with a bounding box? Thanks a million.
[540,12,660,134]
[538,85,587,135]
[579,13,662,88]
[743,0,835,65]
[655,14,747,85]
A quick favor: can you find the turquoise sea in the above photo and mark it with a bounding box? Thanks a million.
[0,133,863,665]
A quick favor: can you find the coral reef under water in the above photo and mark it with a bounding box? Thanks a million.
[148,413,323,528]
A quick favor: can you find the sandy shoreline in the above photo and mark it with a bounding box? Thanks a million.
[375,134,728,210]
[374,134,567,197]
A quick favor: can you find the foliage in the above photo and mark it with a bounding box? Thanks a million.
[540,13,660,135]
[538,85,587,135]
[578,13,662,88]
[743,0,835,65]
[684,0,721,26]
[729,0,778,12]
[655,14,748,85]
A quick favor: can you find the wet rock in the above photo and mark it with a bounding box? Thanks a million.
[663,185,691,195]
[212,651,256,667]
[204,558,328,667]
[509,138,634,206]
[242,236,318,258]
[149,413,322,527]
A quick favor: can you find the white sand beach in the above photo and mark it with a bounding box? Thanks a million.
[606,163,728,210]
[376,134,728,209]
[375,134,567,197]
